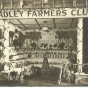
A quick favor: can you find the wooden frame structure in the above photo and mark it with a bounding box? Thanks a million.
[0,0,87,9]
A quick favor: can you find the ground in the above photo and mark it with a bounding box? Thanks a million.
[0,80,79,87]
[0,74,82,87]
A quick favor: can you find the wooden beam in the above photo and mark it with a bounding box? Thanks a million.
[35,19,41,29]
[53,19,56,28]
[70,18,74,28]
[15,23,77,25]
[17,19,27,29]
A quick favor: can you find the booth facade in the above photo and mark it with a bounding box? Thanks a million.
[0,0,87,85]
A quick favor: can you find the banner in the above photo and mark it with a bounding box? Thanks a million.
[0,8,88,19]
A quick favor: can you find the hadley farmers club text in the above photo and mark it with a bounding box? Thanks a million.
[0,8,88,18]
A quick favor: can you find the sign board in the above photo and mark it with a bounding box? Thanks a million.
[0,8,88,19]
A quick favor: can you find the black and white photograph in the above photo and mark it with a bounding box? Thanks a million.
[0,0,88,87]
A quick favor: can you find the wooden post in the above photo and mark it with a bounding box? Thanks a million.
[86,0,87,7]
[42,0,43,8]
[33,0,35,8]
[4,20,9,70]
[77,18,83,72]
[58,68,62,85]
[11,0,13,8]
[73,0,76,7]
[20,0,23,8]
[53,0,55,8]
[63,0,65,8]
[1,0,3,9]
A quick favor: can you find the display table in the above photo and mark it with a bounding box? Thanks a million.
[0,70,11,81]
[0,68,21,81]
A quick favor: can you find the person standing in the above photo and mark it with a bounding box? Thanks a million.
[13,29,19,50]
[19,72,24,84]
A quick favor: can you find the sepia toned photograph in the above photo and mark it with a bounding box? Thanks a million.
[0,0,88,87]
